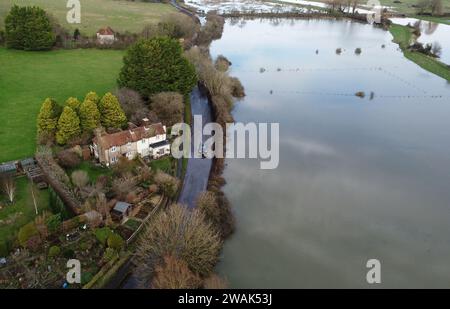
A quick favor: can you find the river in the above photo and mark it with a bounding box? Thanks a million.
[209,17,450,288]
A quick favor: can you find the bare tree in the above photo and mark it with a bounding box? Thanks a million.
[135,204,221,286]
[153,171,180,198]
[150,92,184,127]
[1,174,16,203]
[431,0,444,16]
[152,255,202,289]
[71,170,89,189]
[114,88,150,125]
[203,274,228,289]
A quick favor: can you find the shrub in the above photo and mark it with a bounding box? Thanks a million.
[48,245,61,257]
[117,37,197,98]
[46,213,62,233]
[57,149,81,168]
[63,248,75,259]
[114,88,149,124]
[152,255,202,289]
[150,92,184,126]
[71,170,89,189]
[18,222,39,247]
[154,171,179,199]
[215,55,231,72]
[5,5,55,50]
[135,204,221,283]
[355,48,362,54]
[95,227,114,245]
[102,247,118,263]
[107,233,124,250]
[229,77,245,98]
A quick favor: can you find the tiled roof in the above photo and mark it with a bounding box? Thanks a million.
[97,27,115,35]
[93,123,165,150]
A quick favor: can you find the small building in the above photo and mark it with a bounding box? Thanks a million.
[112,201,133,220]
[96,27,116,44]
[91,119,171,166]
[0,161,17,175]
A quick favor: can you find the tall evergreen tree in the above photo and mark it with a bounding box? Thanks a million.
[84,91,100,106]
[99,93,127,129]
[56,106,81,145]
[65,97,81,113]
[5,5,55,50]
[37,98,60,135]
[79,98,101,132]
[117,37,197,98]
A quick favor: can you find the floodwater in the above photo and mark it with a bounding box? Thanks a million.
[209,18,450,288]
[390,17,450,65]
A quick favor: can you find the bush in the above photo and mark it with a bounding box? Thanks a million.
[45,213,62,234]
[5,5,55,50]
[71,170,89,189]
[57,149,81,168]
[152,255,202,289]
[150,92,184,126]
[107,233,124,250]
[18,222,39,247]
[95,227,114,246]
[154,171,179,199]
[63,248,75,259]
[102,247,118,263]
[117,37,197,99]
[114,88,149,124]
[48,245,61,257]
[135,204,221,283]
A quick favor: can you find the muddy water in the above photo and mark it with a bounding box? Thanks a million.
[210,18,450,288]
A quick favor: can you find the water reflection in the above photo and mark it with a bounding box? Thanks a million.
[211,18,450,288]
[390,18,450,64]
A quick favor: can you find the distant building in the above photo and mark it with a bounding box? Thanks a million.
[112,201,133,221]
[91,119,170,166]
[96,27,116,44]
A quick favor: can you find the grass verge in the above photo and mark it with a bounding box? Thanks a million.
[389,24,450,82]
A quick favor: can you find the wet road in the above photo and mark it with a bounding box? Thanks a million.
[177,86,213,208]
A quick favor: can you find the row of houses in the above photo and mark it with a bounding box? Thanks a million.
[91,118,171,166]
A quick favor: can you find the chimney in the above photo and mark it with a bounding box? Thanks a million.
[142,118,150,127]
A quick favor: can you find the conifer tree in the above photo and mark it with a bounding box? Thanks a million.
[84,92,100,106]
[37,98,60,135]
[79,98,101,132]
[65,97,81,112]
[98,92,127,129]
[56,106,81,145]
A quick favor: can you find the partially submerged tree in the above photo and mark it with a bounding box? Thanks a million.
[135,204,221,286]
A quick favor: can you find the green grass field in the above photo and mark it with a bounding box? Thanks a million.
[0,48,124,163]
[0,177,50,254]
[0,0,177,35]
[389,24,450,82]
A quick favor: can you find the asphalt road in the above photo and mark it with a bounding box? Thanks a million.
[177,86,213,208]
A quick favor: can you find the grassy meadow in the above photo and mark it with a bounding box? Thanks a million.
[389,24,450,82]
[0,48,124,163]
[0,0,177,35]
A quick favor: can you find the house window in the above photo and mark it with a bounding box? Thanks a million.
[111,146,117,152]
[111,157,118,163]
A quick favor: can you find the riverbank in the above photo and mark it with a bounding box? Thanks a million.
[389,24,450,82]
